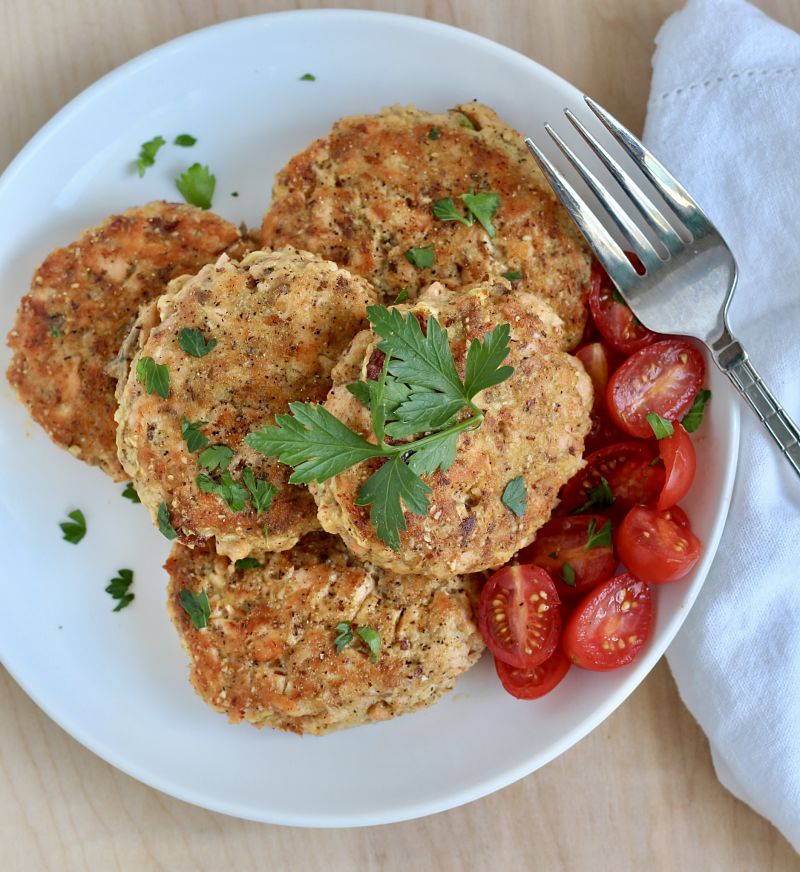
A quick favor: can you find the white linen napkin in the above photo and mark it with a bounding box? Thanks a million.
[643,0,800,850]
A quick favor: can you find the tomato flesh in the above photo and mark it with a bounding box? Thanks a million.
[656,422,696,510]
[616,505,701,583]
[558,441,665,519]
[478,565,561,668]
[563,573,653,670]
[494,647,571,699]
[588,262,659,354]
[518,515,615,597]
[607,340,706,437]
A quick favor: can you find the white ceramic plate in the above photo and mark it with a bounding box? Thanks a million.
[0,10,738,826]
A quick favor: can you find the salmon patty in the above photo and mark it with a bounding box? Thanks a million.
[5,202,247,480]
[311,280,593,577]
[116,247,377,560]
[165,533,484,734]
[260,102,592,349]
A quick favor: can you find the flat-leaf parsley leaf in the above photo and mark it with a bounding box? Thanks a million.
[433,197,473,227]
[242,467,278,514]
[501,476,527,517]
[460,190,500,237]
[180,589,211,630]
[178,327,217,357]
[157,502,178,540]
[404,246,435,269]
[584,518,612,551]
[198,444,233,472]
[197,472,247,512]
[299,73,316,81]
[646,411,675,440]
[356,626,381,663]
[174,133,197,147]
[247,305,514,550]
[136,356,169,398]
[682,389,711,433]
[181,418,209,453]
[122,483,141,503]
[136,135,165,177]
[176,163,216,209]
[106,568,134,612]
[60,509,86,544]
[334,621,354,653]
[234,557,261,570]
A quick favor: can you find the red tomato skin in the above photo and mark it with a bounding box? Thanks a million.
[588,264,659,355]
[494,647,571,700]
[606,340,706,438]
[478,565,562,669]
[656,423,697,510]
[616,505,702,584]
[518,514,616,597]
[557,441,665,519]
[563,573,653,671]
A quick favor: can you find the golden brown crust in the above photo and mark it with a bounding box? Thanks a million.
[116,247,377,559]
[5,202,247,480]
[165,534,484,734]
[261,102,592,349]
[311,281,593,577]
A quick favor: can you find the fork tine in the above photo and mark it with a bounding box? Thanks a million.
[584,96,713,238]
[564,109,685,256]
[544,122,662,272]
[524,137,639,290]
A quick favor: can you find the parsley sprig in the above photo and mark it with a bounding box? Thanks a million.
[106,569,135,612]
[246,305,514,550]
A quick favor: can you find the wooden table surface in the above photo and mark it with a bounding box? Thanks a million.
[2,1,799,869]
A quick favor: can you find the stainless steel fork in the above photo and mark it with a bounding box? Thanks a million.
[525,96,800,477]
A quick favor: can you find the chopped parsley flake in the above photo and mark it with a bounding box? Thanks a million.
[299,73,316,81]
[179,589,210,630]
[174,134,197,147]
[646,412,675,440]
[106,569,134,612]
[234,557,262,571]
[136,135,166,177]
[682,389,711,433]
[157,502,178,540]
[334,621,354,654]
[136,356,169,398]
[197,472,247,512]
[198,444,233,473]
[49,323,61,337]
[404,246,435,269]
[428,126,440,140]
[178,327,217,358]
[433,197,473,228]
[181,418,209,453]
[502,270,521,281]
[122,483,141,503]
[356,626,381,663]
[59,509,86,544]
[584,518,612,551]
[502,476,527,517]
[459,113,476,129]
[460,190,500,237]
[561,563,576,587]
[175,163,215,209]
[242,467,278,515]
[394,287,410,304]
[573,476,614,514]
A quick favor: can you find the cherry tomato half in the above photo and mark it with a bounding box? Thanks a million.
[607,340,706,438]
[588,263,659,355]
[518,515,616,597]
[563,572,653,670]
[494,646,571,699]
[616,505,701,584]
[478,565,561,669]
[558,441,665,519]
[656,422,697,510]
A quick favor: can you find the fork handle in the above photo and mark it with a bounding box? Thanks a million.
[716,338,800,477]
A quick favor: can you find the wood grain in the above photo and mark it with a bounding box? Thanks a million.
[1,1,799,870]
